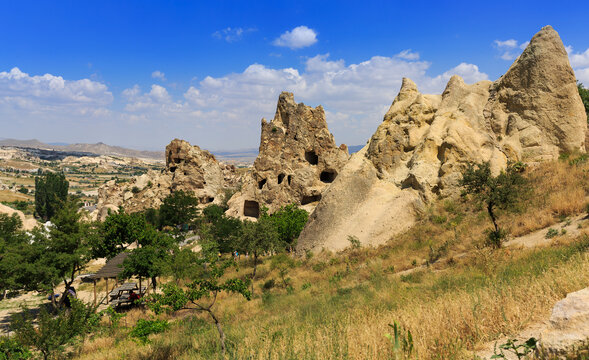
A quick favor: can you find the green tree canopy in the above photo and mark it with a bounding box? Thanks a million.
[90,208,149,260]
[268,203,308,249]
[158,190,200,229]
[34,172,69,222]
[460,162,527,248]
[121,225,175,291]
[578,82,589,121]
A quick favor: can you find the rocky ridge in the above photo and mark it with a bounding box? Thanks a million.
[93,139,240,220]
[297,25,587,252]
[226,92,349,218]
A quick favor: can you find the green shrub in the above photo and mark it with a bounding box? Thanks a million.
[131,186,141,194]
[262,279,276,290]
[545,228,559,239]
[129,319,170,344]
[347,235,361,249]
[0,337,31,360]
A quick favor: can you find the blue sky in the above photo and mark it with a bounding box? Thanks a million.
[1,1,588,151]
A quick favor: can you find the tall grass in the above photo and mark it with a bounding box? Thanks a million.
[75,159,589,359]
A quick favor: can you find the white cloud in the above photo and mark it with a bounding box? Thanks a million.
[494,39,518,49]
[0,54,491,150]
[0,67,112,113]
[212,27,255,43]
[395,50,420,61]
[115,53,488,149]
[151,70,166,81]
[494,39,528,61]
[272,26,318,50]
[568,46,589,85]
[569,48,589,68]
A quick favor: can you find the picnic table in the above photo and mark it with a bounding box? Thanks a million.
[108,282,146,307]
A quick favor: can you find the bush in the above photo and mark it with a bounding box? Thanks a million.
[545,228,559,239]
[0,337,31,360]
[262,279,276,290]
[129,319,170,344]
[131,186,141,194]
[11,299,99,360]
[348,235,361,249]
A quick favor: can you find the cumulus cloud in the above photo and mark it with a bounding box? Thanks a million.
[0,54,491,150]
[151,70,166,81]
[395,49,420,61]
[116,53,488,149]
[212,27,256,43]
[567,46,589,85]
[494,39,528,60]
[0,67,112,113]
[273,26,318,49]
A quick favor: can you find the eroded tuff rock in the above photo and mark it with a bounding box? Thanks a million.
[93,139,240,220]
[226,92,349,218]
[297,25,587,252]
[539,287,589,357]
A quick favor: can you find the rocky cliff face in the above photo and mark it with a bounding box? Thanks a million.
[226,92,349,218]
[93,139,240,220]
[297,25,587,252]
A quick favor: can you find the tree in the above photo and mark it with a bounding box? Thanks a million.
[34,172,69,222]
[235,210,279,280]
[269,204,308,250]
[121,225,175,291]
[90,209,148,260]
[11,299,99,360]
[578,82,589,122]
[0,214,55,299]
[42,199,91,306]
[158,190,199,229]
[460,162,526,248]
[147,250,250,355]
[202,204,243,253]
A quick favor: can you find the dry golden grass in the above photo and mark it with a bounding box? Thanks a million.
[0,190,32,202]
[73,158,589,360]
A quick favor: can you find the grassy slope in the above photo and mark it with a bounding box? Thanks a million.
[76,158,589,360]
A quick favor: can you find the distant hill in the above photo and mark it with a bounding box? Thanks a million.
[0,139,163,160]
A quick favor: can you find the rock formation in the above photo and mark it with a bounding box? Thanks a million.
[540,287,589,356]
[297,25,587,252]
[93,139,240,220]
[226,92,349,218]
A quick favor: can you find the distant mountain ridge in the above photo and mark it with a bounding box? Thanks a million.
[0,139,164,160]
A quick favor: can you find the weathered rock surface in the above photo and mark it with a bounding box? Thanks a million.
[297,25,587,252]
[93,139,240,220]
[226,92,349,218]
[539,287,589,356]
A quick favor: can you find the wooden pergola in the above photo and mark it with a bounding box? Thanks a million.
[90,252,137,306]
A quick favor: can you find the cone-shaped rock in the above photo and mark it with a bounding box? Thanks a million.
[297,26,587,252]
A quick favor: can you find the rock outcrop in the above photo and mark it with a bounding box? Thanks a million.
[226,92,349,218]
[93,139,240,220]
[539,287,589,356]
[297,25,587,252]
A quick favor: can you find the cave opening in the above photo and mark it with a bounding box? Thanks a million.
[258,178,267,189]
[305,150,319,165]
[320,170,337,183]
[243,200,260,218]
[301,194,322,205]
[278,174,285,184]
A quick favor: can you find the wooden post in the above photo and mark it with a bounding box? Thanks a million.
[139,276,142,295]
[93,279,97,306]
[106,277,109,304]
